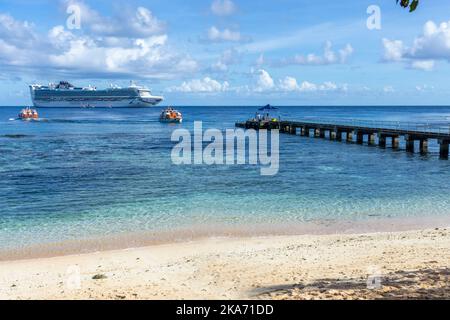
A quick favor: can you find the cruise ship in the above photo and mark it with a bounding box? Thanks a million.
[29,81,164,108]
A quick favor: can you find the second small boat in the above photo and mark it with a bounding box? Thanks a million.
[18,107,39,120]
[159,107,182,123]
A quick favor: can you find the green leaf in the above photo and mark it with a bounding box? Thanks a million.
[409,0,419,12]
[400,0,410,8]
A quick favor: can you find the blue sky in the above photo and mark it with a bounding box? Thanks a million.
[1,0,450,105]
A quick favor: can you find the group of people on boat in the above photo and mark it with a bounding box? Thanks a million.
[18,107,39,120]
[159,107,183,123]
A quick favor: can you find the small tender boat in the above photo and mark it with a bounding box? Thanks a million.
[159,107,182,123]
[18,107,39,120]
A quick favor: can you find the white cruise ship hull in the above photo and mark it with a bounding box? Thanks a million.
[31,98,162,108]
[29,82,164,108]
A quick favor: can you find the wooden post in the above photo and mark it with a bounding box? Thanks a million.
[405,136,415,153]
[336,131,342,141]
[290,125,297,134]
[392,136,400,149]
[419,139,428,154]
[356,132,364,144]
[320,129,325,138]
[378,134,386,148]
[301,127,309,136]
[314,128,321,138]
[439,140,449,159]
[346,131,353,142]
[330,131,337,140]
[368,133,376,145]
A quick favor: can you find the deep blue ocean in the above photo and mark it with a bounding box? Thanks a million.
[1,106,450,252]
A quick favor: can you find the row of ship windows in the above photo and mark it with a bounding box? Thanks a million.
[36,98,130,102]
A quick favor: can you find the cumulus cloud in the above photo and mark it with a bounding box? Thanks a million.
[254,69,347,93]
[207,26,241,42]
[167,77,229,93]
[276,41,353,66]
[410,60,435,71]
[211,0,236,16]
[278,76,299,91]
[381,20,450,71]
[382,39,404,62]
[167,69,348,95]
[0,8,197,79]
[255,69,275,92]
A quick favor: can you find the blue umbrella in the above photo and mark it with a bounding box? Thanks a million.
[258,104,278,111]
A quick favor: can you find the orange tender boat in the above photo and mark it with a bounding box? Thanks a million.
[159,107,182,123]
[19,107,39,120]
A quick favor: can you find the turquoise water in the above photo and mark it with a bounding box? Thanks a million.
[1,106,450,252]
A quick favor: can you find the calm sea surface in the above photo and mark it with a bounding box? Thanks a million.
[1,106,450,252]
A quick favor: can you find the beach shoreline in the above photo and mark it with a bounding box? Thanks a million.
[2,214,450,261]
[1,227,449,300]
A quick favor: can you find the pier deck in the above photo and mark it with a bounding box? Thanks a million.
[235,118,450,158]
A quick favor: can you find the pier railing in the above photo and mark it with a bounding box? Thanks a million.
[290,117,450,136]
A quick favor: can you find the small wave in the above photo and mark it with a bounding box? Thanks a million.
[1,134,33,139]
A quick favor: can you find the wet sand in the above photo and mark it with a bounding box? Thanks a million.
[1,227,449,300]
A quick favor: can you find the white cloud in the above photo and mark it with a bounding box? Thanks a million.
[411,60,435,71]
[383,86,395,93]
[254,69,346,93]
[167,77,229,93]
[381,19,450,71]
[278,41,354,66]
[0,13,36,46]
[0,9,197,80]
[211,0,236,16]
[255,69,275,92]
[382,39,405,62]
[415,84,434,92]
[207,26,241,42]
[278,76,300,91]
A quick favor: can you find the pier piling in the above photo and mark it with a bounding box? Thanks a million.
[368,133,376,146]
[439,140,449,159]
[405,136,415,153]
[392,136,400,149]
[314,128,321,138]
[379,134,387,148]
[301,127,309,137]
[356,132,364,144]
[330,131,337,140]
[420,139,428,154]
[346,131,353,142]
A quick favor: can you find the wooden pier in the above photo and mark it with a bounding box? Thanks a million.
[235,118,450,159]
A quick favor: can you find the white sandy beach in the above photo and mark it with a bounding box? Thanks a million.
[0,227,449,300]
